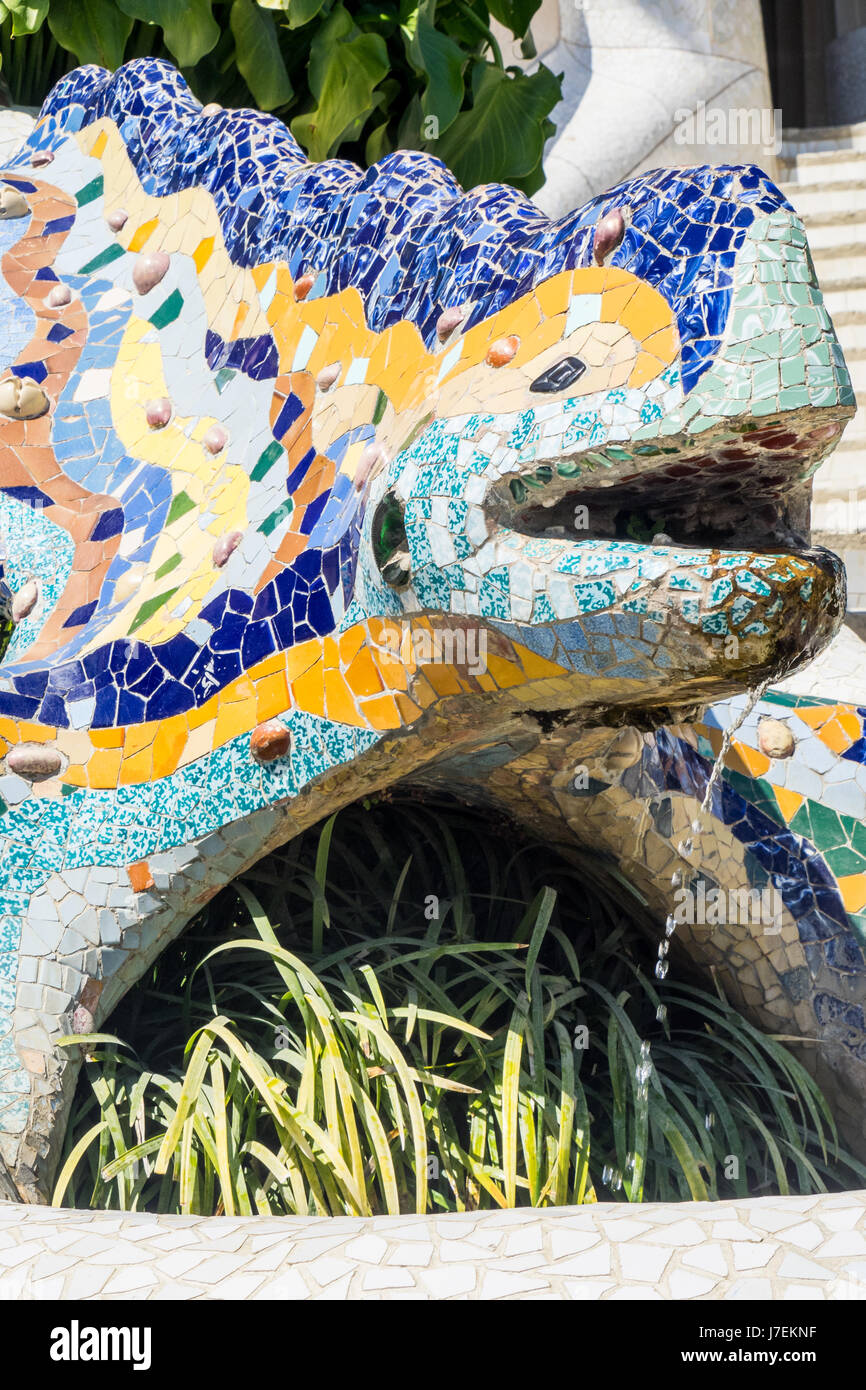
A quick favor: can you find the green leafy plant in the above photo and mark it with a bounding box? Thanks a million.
[0,0,562,193]
[54,799,866,1215]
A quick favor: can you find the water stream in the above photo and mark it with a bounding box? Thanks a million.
[622,680,772,1195]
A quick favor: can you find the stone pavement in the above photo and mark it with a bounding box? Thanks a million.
[1,1192,864,1300]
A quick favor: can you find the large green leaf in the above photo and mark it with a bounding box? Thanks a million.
[5,0,48,36]
[403,1,465,139]
[291,3,388,161]
[486,0,543,37]
[432,61,560,190]
[47,0,133,67]
[508,115,556,197]
[230,0,294,110]
[116,0,220,69]
[263,0,329,26]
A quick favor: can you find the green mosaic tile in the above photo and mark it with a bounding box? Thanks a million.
[250,440,284,483]
[76,175,104,206]
[166,490,196,526]
[149,289,183,329]
[78,242,125,274]
[129,588,180,634]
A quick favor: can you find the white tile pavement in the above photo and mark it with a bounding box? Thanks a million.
[1,1192,865,1300]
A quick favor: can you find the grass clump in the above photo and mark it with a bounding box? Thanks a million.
[55,799,866,1214]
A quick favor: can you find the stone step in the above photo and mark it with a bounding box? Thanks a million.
[778,149,866,186]
[812,500,866,542]
[826,312,866,351]
[839,354,866,392]
[818,275,866,317]
[780,181,866,217]
[781,118,866,159]
[812,447,866,491]
[806,223,866,254]
[811,247,866,278]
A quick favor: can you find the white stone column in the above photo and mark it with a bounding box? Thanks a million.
[510,0,777,217]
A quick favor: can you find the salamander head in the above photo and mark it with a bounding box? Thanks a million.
[364,166,851,718]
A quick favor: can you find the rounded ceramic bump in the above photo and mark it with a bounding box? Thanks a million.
[6,743,63,782]
[201,103,222,117]
[133,250,170,295]
[250,720,291,763]
[0,186,29,219]
[202,424,228,455]
[354,442,383,492]
[0,375,49,420]
[593,208,626,265]
[72,1004,95,1035]
[145,397,172,429]
[316,363,341,392]
[30,149,54,168]
[212,530,243,568]
[436,306,465,341]
[601,726,644,772]
[294,272,315,301]
[652,532,673,546]
[757,717,795,759]
[486,336,519,367]
[11,578,38,623]
[107,208,128,232]
[46,283,72,308]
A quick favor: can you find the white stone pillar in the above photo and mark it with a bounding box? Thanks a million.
[510,0,777,217]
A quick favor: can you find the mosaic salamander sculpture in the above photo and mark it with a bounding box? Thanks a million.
[0,59,861,1200]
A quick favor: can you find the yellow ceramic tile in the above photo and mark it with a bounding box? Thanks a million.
[733,742,771,778]
[345,647,384,698]
[624,283,673,341]
[839,873,866,913]
[193,236,215,272]
[127,216,160,253]
[360,693,402,730]
[291,661,326,718]
[255,671,290,721]
[214,696,257,749]
[87,749,123,788]
[324,670,361,725]
[88,129,108,159]
[89,728,125,749]
[838,709,863,744]
[772,784,804,822]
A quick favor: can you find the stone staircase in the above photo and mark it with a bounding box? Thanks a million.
[779,123,866,619]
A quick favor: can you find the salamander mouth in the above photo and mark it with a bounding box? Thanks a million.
[490,413,849,559]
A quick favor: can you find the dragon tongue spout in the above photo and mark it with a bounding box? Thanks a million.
[0,57,860,1199]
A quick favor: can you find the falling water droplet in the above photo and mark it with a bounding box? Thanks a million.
[700,679,770,821]
[691,818,703,835]
[677,838,693,857]
[665,914,676,938]
[658,939,670,958]
[654,958,669,980]
[635,1040,653,1098]
[705,1111,716,1132]
[656,1003,667,1023]
[603,1165,623,1192]
[671,870,682,889]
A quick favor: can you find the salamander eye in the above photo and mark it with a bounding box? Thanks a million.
[529,355,587,393]
[373,490,411,589]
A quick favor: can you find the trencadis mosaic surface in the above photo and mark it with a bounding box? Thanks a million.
[0,59,862,1199]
